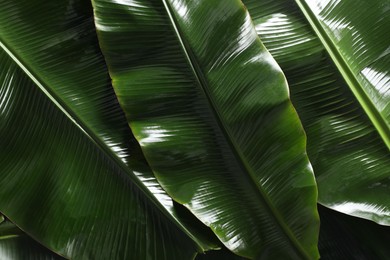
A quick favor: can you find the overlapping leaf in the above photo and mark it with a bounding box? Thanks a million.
[299,0,390,135]
[243,0,390,224]
[0,0,217,258]
[0,219,64,260]
[0,48,202,259]
[93,0,319,258]
[0,0,191,219]
[195,206,390,259]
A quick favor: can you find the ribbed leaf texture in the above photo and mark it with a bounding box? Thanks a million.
[195,206,390,259]
[0,219,64,260]
[300,0,390,134]
[0,49,199,259]
[93,0,319,259]
[0,0,213,227]
[243,0,390,224]
[0,0,218,257]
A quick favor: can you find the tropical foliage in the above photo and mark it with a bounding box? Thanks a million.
[0,0,388,259]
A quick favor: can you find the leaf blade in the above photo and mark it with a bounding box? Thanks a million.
[294,0,390,148]
[93,0,319,258]
[0,0,217,256]
[0,221,64,260]
[0,49,199,259]
[243,0,390,224]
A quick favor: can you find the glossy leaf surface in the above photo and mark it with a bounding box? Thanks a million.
[0,0,217,256]
[194,206,390,259]
[0,220,64,260]
[0,0,185,223]
[243,0,390,224]
[0,0,134,164]
[93,0,319,258]
[0,49,200,259]
[299,0,390,139]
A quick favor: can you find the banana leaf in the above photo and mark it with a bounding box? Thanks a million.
[243,0,390,224]
[0,219,65,260]
[0,47,204,259]
[5,205,389,260]
[93,0,319,259]
[299,0,390,134]
[0,0,218,258]
[195,206,390,259]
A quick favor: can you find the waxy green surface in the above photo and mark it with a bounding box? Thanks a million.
[0,49,199,259]
[195,206,390,259]
[244,0,390,224]
[301,0,390,138]
[93,0,319,258]
[0,0,218,258]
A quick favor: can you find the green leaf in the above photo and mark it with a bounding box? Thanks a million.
[194,206,390,260]
[243,0,390,224]
[0,221,64,260]
[0,0,186,222]
[0,0,218,257]
[93,0,319,259]
[0,47,201,259]
[296,0,390,144]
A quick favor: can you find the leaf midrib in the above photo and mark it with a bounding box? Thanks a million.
[161,1,311,258]
[294,0,390,150]
[0,38,204,251]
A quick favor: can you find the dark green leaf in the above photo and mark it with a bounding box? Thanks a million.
[0,221,64,260]
[0,0,218,257]
[193,206,390,259]
[0,49,200,259]
[243,0,390,224]
[93,0,319,258]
